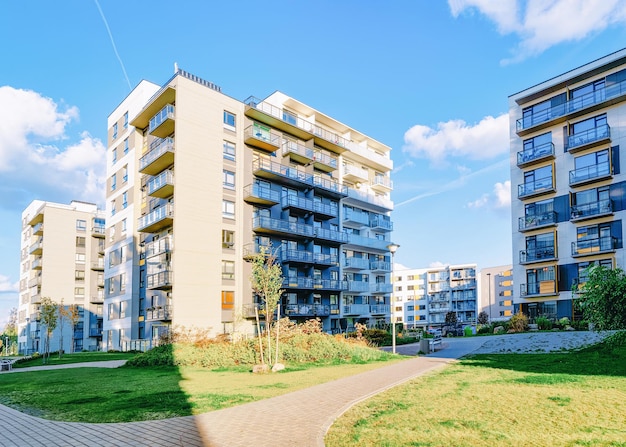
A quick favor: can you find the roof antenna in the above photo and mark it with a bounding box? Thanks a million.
[174,62,179,73]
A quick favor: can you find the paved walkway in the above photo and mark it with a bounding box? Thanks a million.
[0,338,488,447]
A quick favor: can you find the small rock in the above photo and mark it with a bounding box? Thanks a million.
[253,364,270,374]
[494,326,505,334]
[272,363,285,372]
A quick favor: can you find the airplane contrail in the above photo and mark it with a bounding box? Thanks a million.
[94,0,131,90]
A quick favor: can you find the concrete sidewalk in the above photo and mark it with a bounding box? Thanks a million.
[0,339,487,447]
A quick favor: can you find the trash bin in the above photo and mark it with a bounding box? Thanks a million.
[419,338,430,354]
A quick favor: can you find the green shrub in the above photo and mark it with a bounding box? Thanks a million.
[509,312,529,333]
[536,316,552,330]
[477,325,491,335]
[463,326,473,337]
[603,330,626,350]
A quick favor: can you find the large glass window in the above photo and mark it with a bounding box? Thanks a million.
[222,200,235,219]
[522,165,553,195]
[522,132,552,161]
[222,260,235,279]
[283,109,297,125]
[223,111,236,129]
[572,149,610,182]
[223,170,235,189]
[223,140,236,161]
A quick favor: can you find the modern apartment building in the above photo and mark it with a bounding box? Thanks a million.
[479,266,513,322]
[104,68,394,349]
[392,264,477,329]
[510,48,626,321]
[17,200,106,354]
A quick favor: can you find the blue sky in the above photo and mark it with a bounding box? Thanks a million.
[1,0,626,326]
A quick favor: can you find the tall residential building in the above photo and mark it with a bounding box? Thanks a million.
[393,264,477,329]
[479,266,513,322]
[17,200,106,354]
[509,48,626,321]
[104,68,394,349]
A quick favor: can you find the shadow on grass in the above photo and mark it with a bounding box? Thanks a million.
[462,339,626,378]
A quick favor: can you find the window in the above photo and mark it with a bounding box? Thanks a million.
[111,200,116,216]
[283,109,297,125]
[222,260,235,279]
[121,218,127,233]
[75,270,85,281]
[223,170,235,189]
[223,111,236,129]
[76,237,86,247]
[120,300,128,318]
[74,287,85,297]
[112,123,118,139]
[521,165,553,196]
[122,192,128,209]
[123,112,129,129]
[222,200,235,219]
[221,291,234,310]
[122,165,128,182]
[76,219,86,231]
[75,253,86,264]
[123,138,129,154]
[120,273,126,292]
[222,230,235,248]
[223,140,236,160]
[112,148,117,165]
[572,149,610,184]
[524,232,555,261]
[110,174,117,191]
[521,132,552,162]
[108,303,119,320]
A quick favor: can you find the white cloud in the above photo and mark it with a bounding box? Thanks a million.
[403,114,508,165]
[0,274,18,293]
[0,87,106,208]
[468,180,511,210]
[449,0,626,63]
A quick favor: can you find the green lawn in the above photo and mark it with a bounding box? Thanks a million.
[0,358,403,422]
[12,352,136,368]
[326,336,626,447]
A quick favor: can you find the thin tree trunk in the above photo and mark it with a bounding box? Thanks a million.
[255,306,264,365]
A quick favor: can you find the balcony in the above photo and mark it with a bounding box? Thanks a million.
[281,195,314,214]
[89,327,103,337]
[149,104,175,138]
[566,124,610,153]
[344,140,393,172]
[369,216,393,232]
[429,306,450,313]
[139,138,175,175]
[244,124,281,153]
[253,216,314,238]
[520,246,556,264]
[371,283,392,294]
[312,125,349,154]
[280,248,314,264]
[313,252,338,266]
[515,77,626,135]
[312,175,348,199]
[31,257,42,270]
[91,259,105,271]
[342,304,370,315]
[282,277,346,291]
[370,304,390,315]
[282,140,313,164]
[572,236,618,257]
[243,184,280,206]
[343,209,369,227]
[571,199,612,222]
[29,239,43,255]
[92,225,105,238]
[345,187,393,213]
[343,165,369,183]
[252,158,312,189]
[521,280,557,297]
[517,142,555,167]
[430,292,448,302]
[313,201,338,219]
[370,260,390,272]
[344,257,369,271]
[284,304,330,317]
[244,97,316,141]
[371,176,393,193]
[91,293,104,304]
[147,270,173,290]
[345,233,390,252]
[518,211,557,232]
[314,227,348,244]
[28,276,41,288]
[146,305,172,321]
[347,280,370,293]
[32,222,44,236]
[138,203,174,233]
[145,235,173,258]
[147,170,174,199]
[312,150,338,173]
[518,176,555,199]
[569,161,611,187]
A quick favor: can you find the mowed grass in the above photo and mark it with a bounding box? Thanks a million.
[0,358,403,422]
[326,338,626,447]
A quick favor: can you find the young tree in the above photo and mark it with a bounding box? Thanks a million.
[445,311,458,325]
[3,307,17,337]
[57,299,66,359]
[39,297,58,364]
[67,305,82,353]
[576,265,626,330]
[249,245,284,368]
[477,311,489,325]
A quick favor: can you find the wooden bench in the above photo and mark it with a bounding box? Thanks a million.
[429,333,443,351]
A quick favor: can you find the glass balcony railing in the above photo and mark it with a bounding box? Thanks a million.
[314,227,348,243]
[343,209,369,226]
[283,277,347,290]
[280,248,314,264]
[284,304,330,317]
[518,211,557,231]
[370,304,390,315]
[313,253,338,265]
[517,142,555,166]
[313,201,338,218]
[521,280,557,296]
[253,216,314,238]
[145,235,173,258]
[566,124,610,151]
[147,271,173,289]
[369,216,393,231]
[347,281,370,292]
[569,161,610,185]
[346,187,393,211]
[282,140,313,161]
[342,304,370,315]
[370,260,390,271]
[149,104,175,135]
[372,176,393,191]
[518,176,554,198]
[139,138,174,174]
[571,199,612,220]
[371,283,392,294]
[516,78,626,132]
[344,257,369,270]
[520,246,556,264]
[147,170,174,197]
[138,203,174,232]
[312,150,338,171]
[146,305,172,321]
[244,124,281,151]
[572,236,618,256]
[346,233,389,251]
[243,184,281,205]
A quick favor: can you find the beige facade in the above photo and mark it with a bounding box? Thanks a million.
[17,200,106,354]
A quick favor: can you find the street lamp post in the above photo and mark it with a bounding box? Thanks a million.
[387,243,400,354]
[487,272,492,323]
